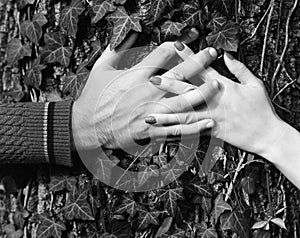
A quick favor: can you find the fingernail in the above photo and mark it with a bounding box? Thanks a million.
[208,48,218,58]
[225,52,234,60]
[175,41,185,51]
[150,76,162,85]
[206,120,215,129]
[145,116,157,125]
[188,28,199,39]
[217,48,223,57]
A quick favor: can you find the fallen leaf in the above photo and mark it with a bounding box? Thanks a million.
[6,38,31,66]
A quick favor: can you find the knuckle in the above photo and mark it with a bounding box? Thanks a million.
[158,43,174,59]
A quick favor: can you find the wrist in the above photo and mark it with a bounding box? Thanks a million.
[258,118,296,163]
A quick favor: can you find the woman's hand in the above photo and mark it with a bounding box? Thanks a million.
[72,31,219,153]
[148,43,286,157]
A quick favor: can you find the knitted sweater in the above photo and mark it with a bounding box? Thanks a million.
[0,100,73,166]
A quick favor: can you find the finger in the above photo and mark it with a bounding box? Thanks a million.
[94,32,139,70]
[150,120,214,138]
[132,28,199,77]
[149,76,197,94]
[224,52,262,86]
[132,42,176,77]
[145,111,211,126]
[160,80,219,113]
[177,28,199,44]
[174,41,195,60]
[162,47,218,82]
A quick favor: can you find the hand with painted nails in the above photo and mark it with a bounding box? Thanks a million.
[72,30,219,153]
[149,42,300,189]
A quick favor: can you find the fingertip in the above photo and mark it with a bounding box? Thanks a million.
[208,47,218,59]
[206,120,215,129]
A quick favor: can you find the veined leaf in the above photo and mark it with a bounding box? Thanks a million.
[152,0,174,22]
[49,175,76,193]
[107,7,142,49]
[92,0,116,24]
[6,38,31,66]
[156,217,173,237]
[138,209,160,230]
[191,181,213,198]
[213,194,232,221]
[60,0,85,37]
[24,59,46,88]
[138,165,159,187]
[206,20,240,52]
[63,188,94,221]
[196,222,218,238]
[183,10,203,28]
[207,12,227,31]
[159,187,183,216]
[161,229,185,238]
[111,0,127,4]
[33,13,48,26]
[253,230,271,238]
[88,39,103,66]
[37,213,66,238]
[115,196,142,217]
[220,211,250,238]
[63,66,90,98]
[201,197,212,214]
[41,32,72,67]
[241,176,256,194]
[251,220,269,229]
[21,20,42,44]
[161,21,186,40]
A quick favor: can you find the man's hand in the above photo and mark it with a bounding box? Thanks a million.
[72,31,219,153]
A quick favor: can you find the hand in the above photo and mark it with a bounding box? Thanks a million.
[148,43,287,157]
[72,31,218,153]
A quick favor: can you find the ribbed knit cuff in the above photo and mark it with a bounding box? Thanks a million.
[26,100,74,167]
[0,100,73,166]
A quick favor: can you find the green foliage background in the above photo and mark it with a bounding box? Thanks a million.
[0,0,300,237]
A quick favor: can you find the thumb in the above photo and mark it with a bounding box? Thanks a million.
[93,32,139,70]
[224,52,261,86]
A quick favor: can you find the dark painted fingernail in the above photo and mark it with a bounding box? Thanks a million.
[150,76,162,85]
[175,41,185,51]
[188,28,199,39]
[225,52,234,60]
[217,48,223,57]
[145,116,157,125]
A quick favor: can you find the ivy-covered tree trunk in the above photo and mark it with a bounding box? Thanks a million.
[0,0,300,237]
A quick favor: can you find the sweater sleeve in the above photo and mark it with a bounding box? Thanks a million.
[0,100,74,166]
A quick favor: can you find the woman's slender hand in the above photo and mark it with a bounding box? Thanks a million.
[72,31,219,153]
[149,43,300,189]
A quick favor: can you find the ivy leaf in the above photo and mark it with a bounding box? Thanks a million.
[196,222,218,238]
[161,162,183,184]
[207,13,227,32]
[115,196,142,217]
[152,0,174,22]
[100,233,118,238]
[41,32,72,67]
[33,13,48,27]
[138,165,159,187]
[161,229,185,238]
[191,180,213,197]
[270,218,287,230]
[220,211,250,238]
[138,209,160,230]
[63,66,90,98]
[183,10,204,28]
[159,187,183,216]
[253,230,271,238]
[156,217,173,238]
[37,213,66,238]
[241,176,256,194]
[206,20,240,52]
[92,0,116,24]
[21,20,42,45]
[60,0,85,37]
[6,38,31,66]
[107,7,142,49]
[213,194,232,221]
[201,197,212,214]
[63,188,94,221]
[24,59,46,88]
[49,175,76,193]
[161,21,186,40]
[87,39,103,66]
[111,0,127,4]
[251,220,269,229]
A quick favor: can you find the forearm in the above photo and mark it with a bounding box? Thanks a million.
[0,100,73,166]
[259,120,300,189]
